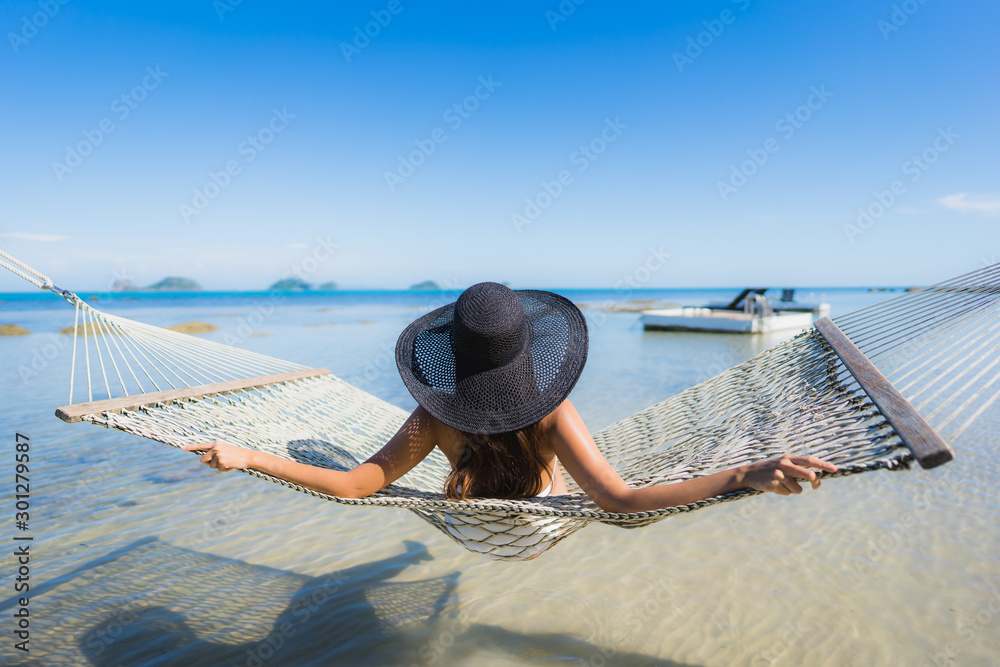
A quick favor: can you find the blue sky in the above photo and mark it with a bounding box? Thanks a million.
[1,0,997,291]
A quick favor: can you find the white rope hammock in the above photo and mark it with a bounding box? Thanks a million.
[3,249,998,561]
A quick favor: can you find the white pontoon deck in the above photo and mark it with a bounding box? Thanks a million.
[641,288,825,334]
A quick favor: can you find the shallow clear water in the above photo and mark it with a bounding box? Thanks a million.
[0,288,997,666]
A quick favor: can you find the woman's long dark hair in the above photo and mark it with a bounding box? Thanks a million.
[444,421,548,500]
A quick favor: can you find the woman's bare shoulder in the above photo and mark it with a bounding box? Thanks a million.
[414,406,467,464]
[540,399,588,434]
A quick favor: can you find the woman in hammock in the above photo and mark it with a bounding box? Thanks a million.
[184,282,836,511]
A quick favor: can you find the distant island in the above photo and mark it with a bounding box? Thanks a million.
[102,276,464,292]
[147,277,202,291]
[266,278,338,291]
[111,278,140,291]
[270,278,311,291]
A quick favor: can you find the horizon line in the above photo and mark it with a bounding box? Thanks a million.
[0,284,918,296]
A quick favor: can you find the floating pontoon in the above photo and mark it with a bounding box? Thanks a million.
[641,288,825,333]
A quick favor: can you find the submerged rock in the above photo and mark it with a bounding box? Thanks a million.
[166,321,219,334]
[58,322,113,335]
[0,324,31,336]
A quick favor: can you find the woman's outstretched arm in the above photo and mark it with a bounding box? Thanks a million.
[181,406,438,498]
[547,400,837,513]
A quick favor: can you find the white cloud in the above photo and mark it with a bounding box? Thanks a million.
[0,232,70,242]
[286,243,308,249]
[937,193,1000,216]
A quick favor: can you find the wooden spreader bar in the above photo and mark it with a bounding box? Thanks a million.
[815,317,953,469]
[55,368,332,423]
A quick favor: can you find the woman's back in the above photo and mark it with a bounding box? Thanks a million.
[431,404,568,498]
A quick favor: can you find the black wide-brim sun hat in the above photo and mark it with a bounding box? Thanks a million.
[395,282,588,434]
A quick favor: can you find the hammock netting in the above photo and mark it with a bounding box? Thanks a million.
[4,249,1000,561]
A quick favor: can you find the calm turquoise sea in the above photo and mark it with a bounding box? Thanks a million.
[0,287,997,666]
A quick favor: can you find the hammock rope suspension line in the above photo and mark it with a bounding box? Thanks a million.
[69,305,79,405]
[3,252,999,561]
[84,307,93,402]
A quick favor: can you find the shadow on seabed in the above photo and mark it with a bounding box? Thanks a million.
[0,537,699,666]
